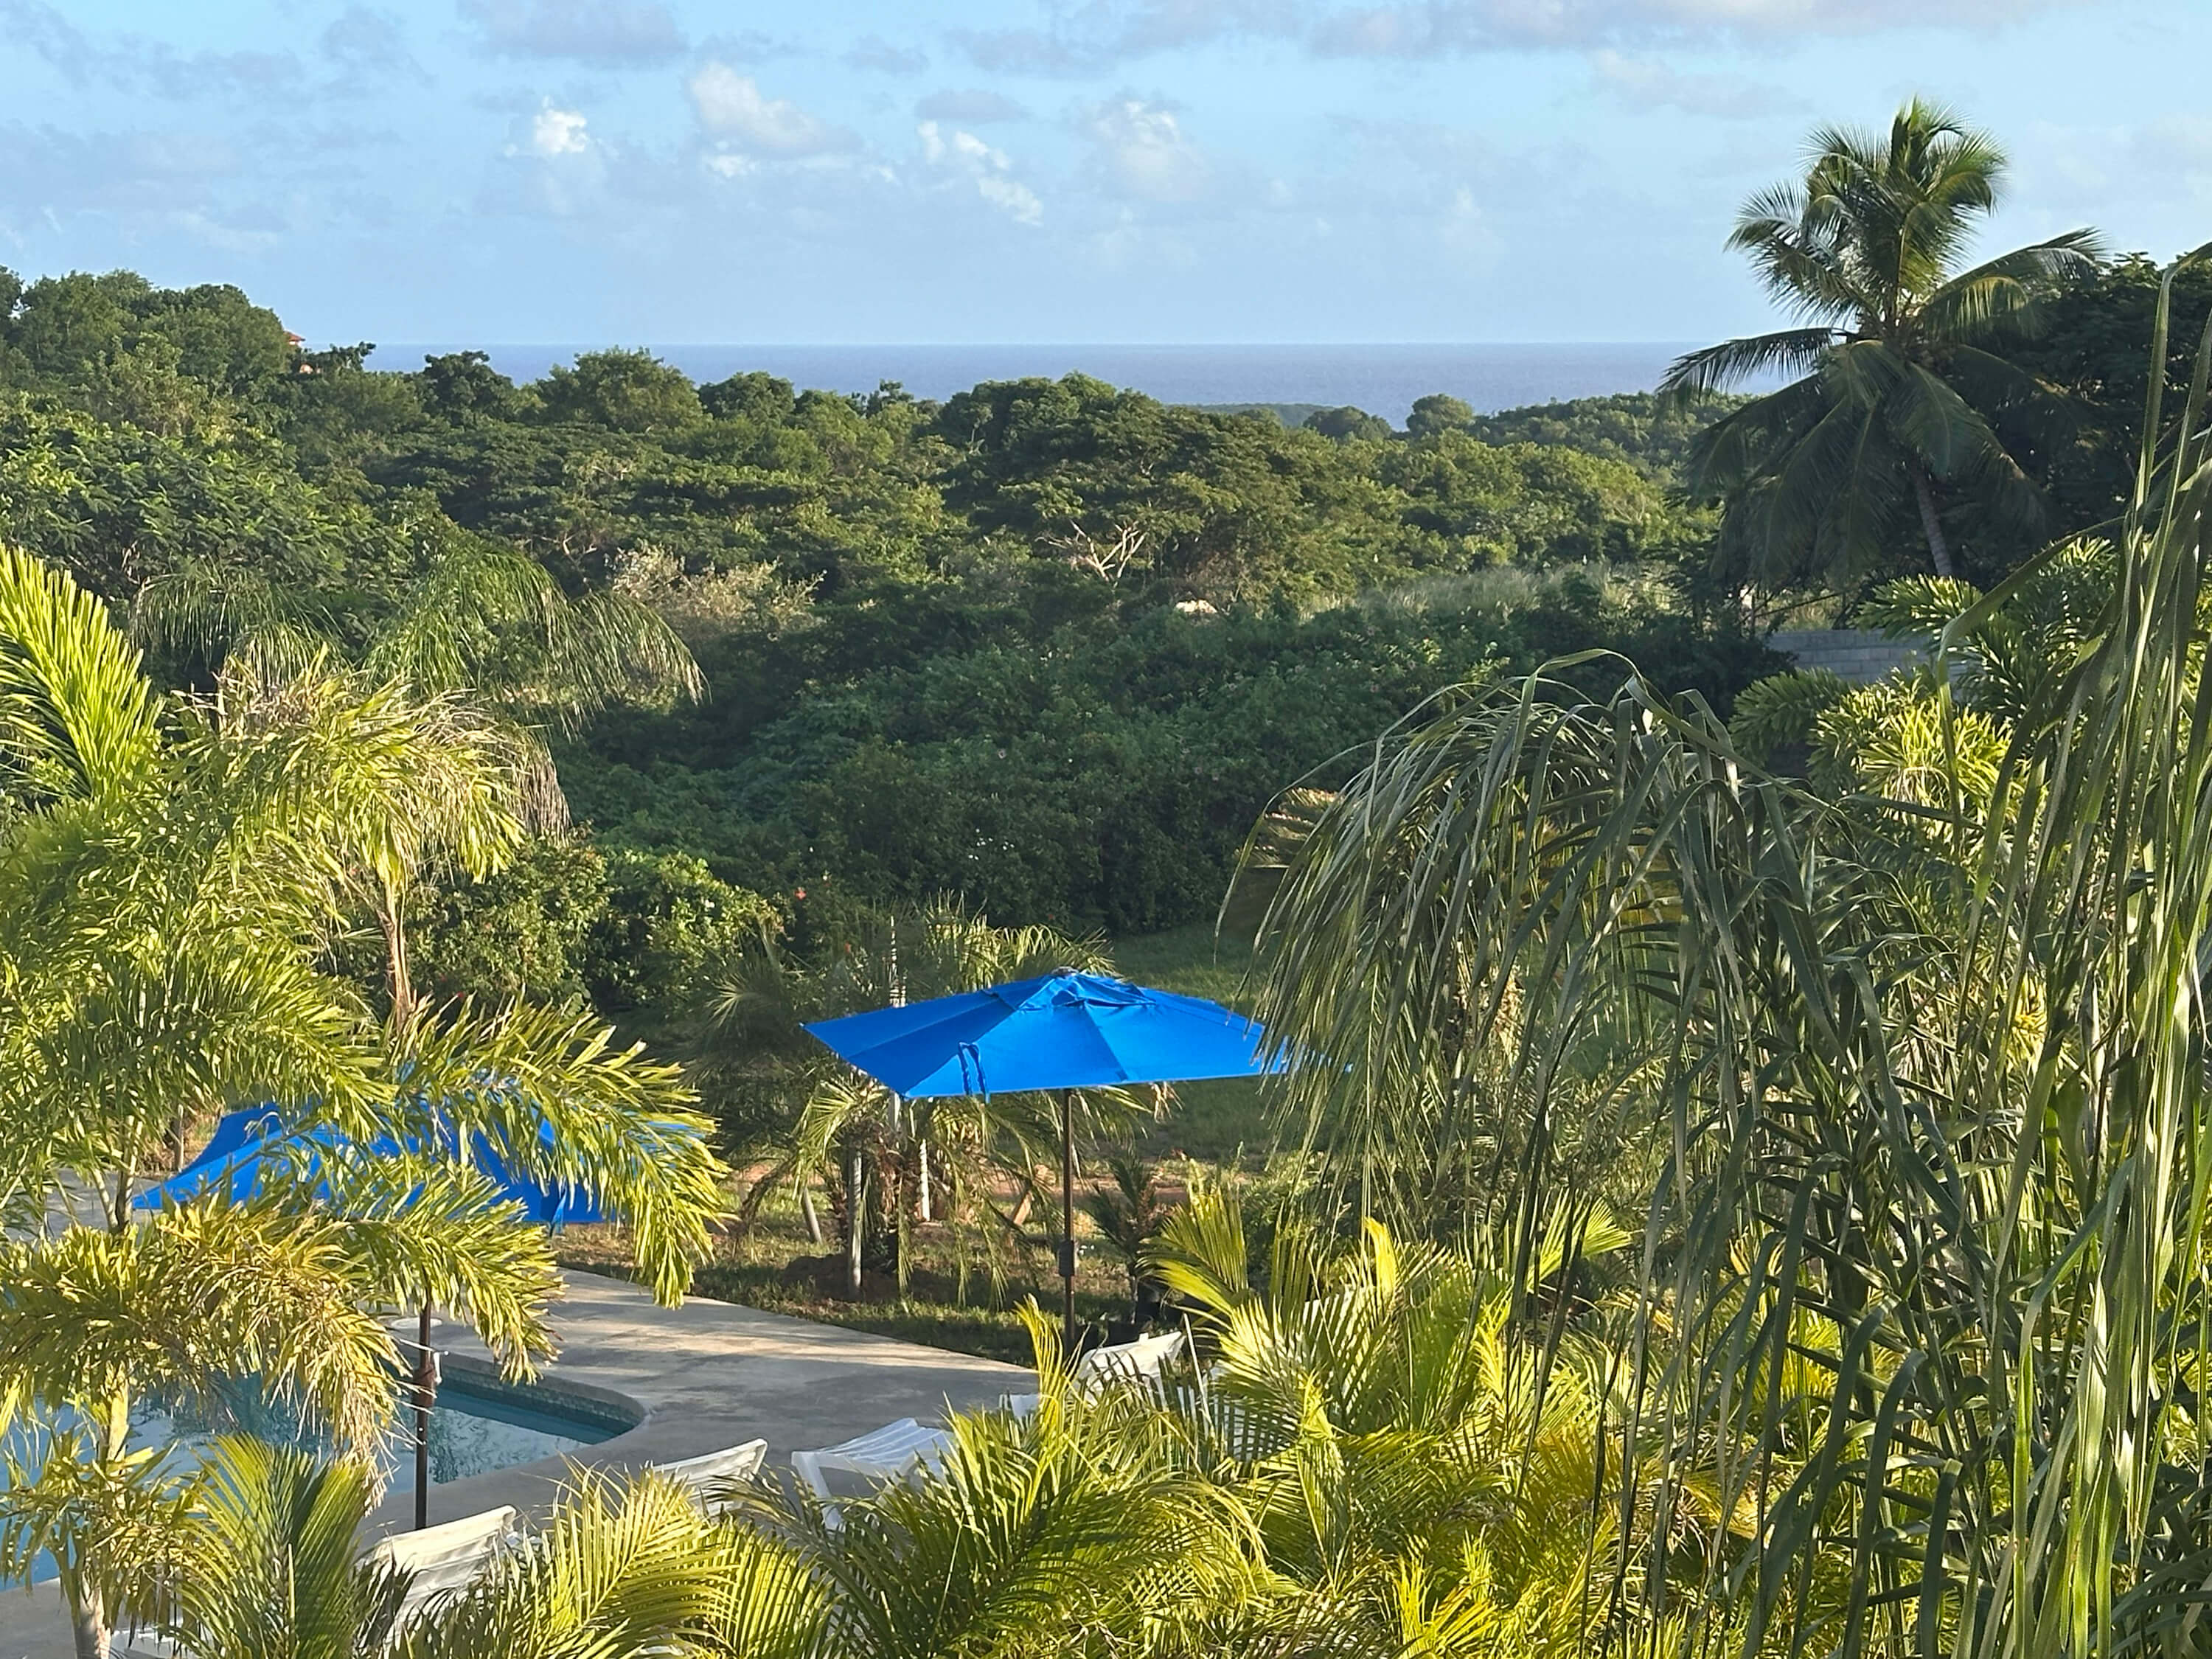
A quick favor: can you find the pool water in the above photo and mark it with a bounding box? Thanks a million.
[13,1369,633,1582]
[132,1368,632,1490]
[388,1372,629,1492]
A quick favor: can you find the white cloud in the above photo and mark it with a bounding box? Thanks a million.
[1312,0,2072,55]
[979,175,1045,223]
[1084,99,1212,204]
[527,104,590,156]
[917,119,1043,225]
[462,0,682,64]
[687,63,853,156]
[1590,49,1798,117]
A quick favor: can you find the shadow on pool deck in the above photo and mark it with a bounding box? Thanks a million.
[0,1268,1032,1659]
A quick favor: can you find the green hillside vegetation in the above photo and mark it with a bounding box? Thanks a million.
[0,271,1771,985]
[20,100,2212,1659]
[1464,389,1750,479]
[0,242,2192,1130]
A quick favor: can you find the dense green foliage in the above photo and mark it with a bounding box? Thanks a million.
[0,268,1774,990]
[1462,391,1745,481]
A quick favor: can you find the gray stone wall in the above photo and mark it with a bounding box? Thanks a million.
[1766,627,1923,685]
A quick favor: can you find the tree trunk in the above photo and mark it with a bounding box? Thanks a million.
[69,1590,107,1659]
[916,1105,932,1223]
[380,880,414,1027]
[844,1141,866,1298]
[1908,459,1957,580]
[800,1184,823,1245]
[70,1398,134,1659]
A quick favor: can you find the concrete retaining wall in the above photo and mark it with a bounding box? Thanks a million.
[1766,627,1923,685]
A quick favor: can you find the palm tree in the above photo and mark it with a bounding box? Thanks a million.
[0,547,380,1227]
[1247,268,2212,1653]
[787,1307,1258,1659]
[161,1439,827,1659]
[168,1439,411,1659]
[1662,100,2100,585]
[0,549,729,1291]
[0,1192,558,1659]
[0,547,728,1653]
[1147,1201,1684,1658]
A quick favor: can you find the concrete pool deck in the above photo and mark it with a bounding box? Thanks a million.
[0,1269,1030,1658]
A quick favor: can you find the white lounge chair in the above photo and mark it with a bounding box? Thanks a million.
[364,1504,518,1628]
[790,1417,953,1522]
[1074,1329,1184,1389]
[1005,1329,1189,1415]
[117,1505,518,1656]
[646,1438,768,1518]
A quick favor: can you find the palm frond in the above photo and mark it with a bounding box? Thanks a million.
[1659,328,1840,403]
[387,1000,728,1303]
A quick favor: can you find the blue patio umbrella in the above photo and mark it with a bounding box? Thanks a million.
[136,1102,605,1224]
[139,1099,602,1527]
[804,970,1283,1340]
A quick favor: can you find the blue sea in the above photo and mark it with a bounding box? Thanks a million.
[362,343,1698,425]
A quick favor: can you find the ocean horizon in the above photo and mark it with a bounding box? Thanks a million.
[360,341,1703,425]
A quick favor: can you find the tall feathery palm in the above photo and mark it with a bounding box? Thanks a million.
[0,547,726,1655]
[1249,268,2212,1654]
[0,548,379,1227]
[0,549,728,1297]
[0,1194,560,1659]
[700,898,1127,1297]
[136,526,703,1048]
[1662,100,2101,585]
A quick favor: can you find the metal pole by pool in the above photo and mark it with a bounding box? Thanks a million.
[413,1301,437,1529]
[1059,1088,1077,1352]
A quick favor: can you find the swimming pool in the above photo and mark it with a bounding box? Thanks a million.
[389,1368,636,1492]
[128,1365,638,1489]
[13,1367,638,1582]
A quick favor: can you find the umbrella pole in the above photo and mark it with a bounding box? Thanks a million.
[1060,1089,1077,1352]
[413,1301,436,1529]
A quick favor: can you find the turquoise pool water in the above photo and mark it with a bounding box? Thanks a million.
[14,1370,633,1583]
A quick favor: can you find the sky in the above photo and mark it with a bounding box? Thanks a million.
[0,0,2205,347]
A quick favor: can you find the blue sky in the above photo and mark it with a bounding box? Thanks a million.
[1,0,2205,346]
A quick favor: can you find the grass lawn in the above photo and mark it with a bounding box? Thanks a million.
[1108,922,1281,1166]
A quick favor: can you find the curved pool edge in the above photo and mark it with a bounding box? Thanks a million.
[437,1352,650,1439]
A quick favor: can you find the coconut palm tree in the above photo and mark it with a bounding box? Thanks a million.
[1248,268,2212,1653]
[1662,100,2101,586]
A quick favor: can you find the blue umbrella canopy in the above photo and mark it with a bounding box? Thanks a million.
[134,1102,605,1225]
[804,970,1280,1346]
[801,969,1281,1096]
